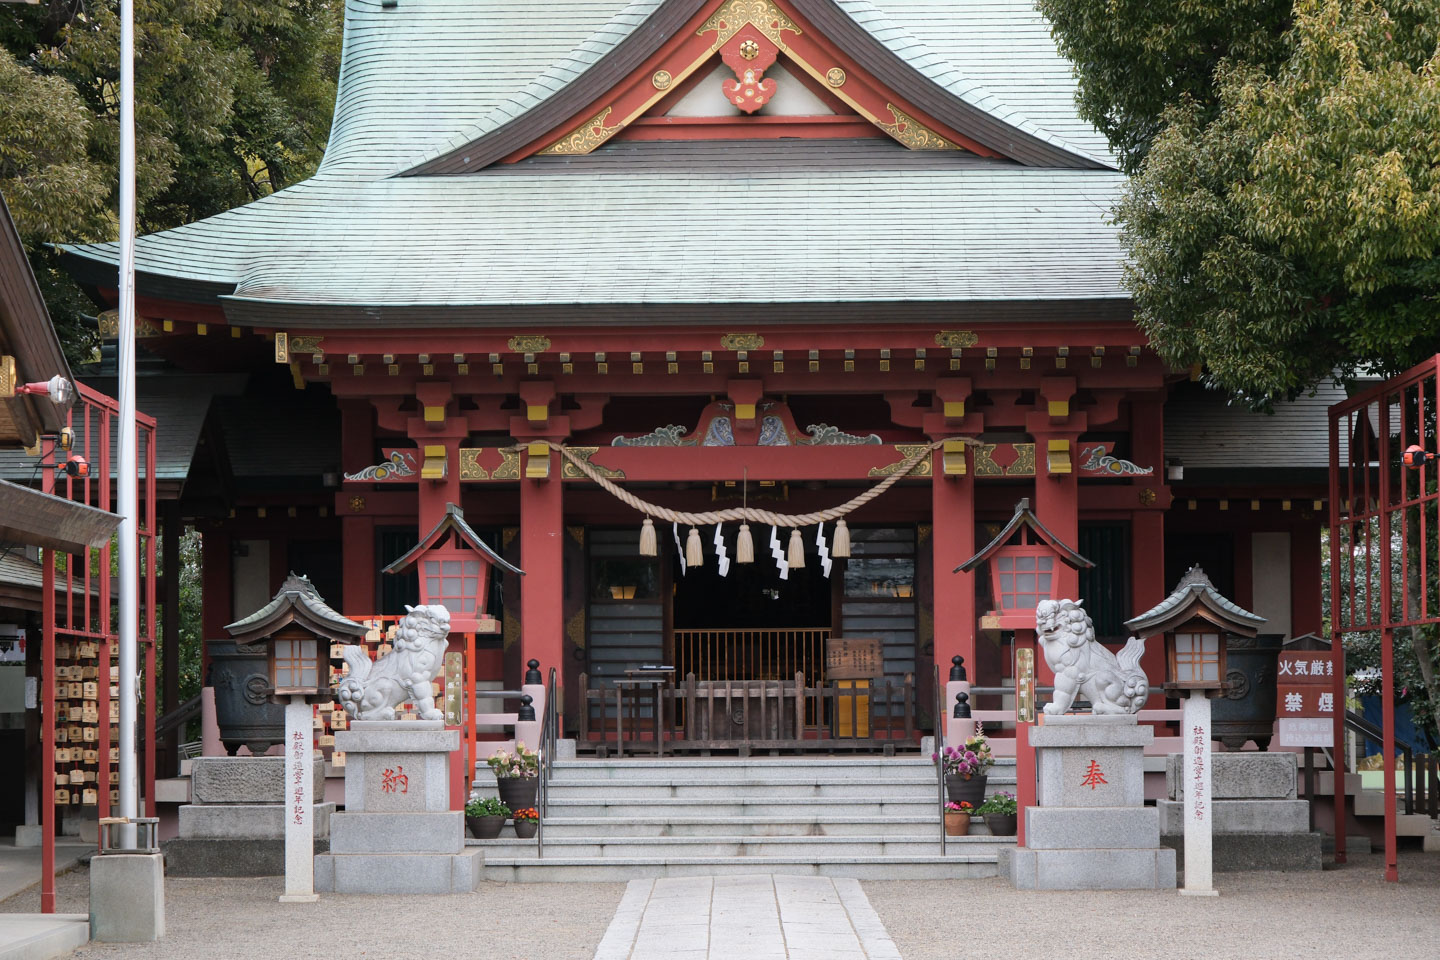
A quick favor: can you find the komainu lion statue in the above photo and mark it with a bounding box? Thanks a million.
[336,604,450,721]
[1036,598,1148,715]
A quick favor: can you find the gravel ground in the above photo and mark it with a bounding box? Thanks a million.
[1,868,625,960]
[2,854,1436,959]
[866,851,1440,960]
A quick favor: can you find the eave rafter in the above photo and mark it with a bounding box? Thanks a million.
[519,0,1001,160]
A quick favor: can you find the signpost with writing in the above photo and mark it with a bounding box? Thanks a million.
[1276,650,1337,748]
[279,696,316,903]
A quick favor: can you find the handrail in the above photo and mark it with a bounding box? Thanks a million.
[537,667,558,858]
[153,693,202,737]
[1344,709,1419,816]
[934,664,945,856]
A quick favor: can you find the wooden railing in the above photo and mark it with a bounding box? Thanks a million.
[578,671,916,754]
[673,627,830,685]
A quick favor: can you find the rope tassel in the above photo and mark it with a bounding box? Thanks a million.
[833,518,850,558]
[639,517,657,557]
[787,528,806,569]
[736,522,755,563]
[686,526,704,567]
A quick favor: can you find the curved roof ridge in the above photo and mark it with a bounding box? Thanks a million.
[835,0,1112,168]
[389,1,664,177]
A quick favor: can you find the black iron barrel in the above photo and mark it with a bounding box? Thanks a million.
[1213,633,1285,750]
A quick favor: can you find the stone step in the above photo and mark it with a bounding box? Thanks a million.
[539,757,1004,780]
[0,914,90,960]
[534,815,971,837]
[544,796,943,817]
[467,834,1013,859]
[474,854,1002,882]
[538,777,1015,800]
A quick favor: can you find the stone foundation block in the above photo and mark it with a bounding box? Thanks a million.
[330,811,463,855]
[1166,752,1297,801]
[313,849,483,894]
[90,853,164,942]
[162,837,330,877]
[1163,832,1322,872]
[1001,846,1176,890]
[335,720,458,754]
[190,756,325,804]
[178,802,333,840]
[13,824,41,848]
[1156,798,1309,835]
[1025,806,1160,850]
[1036,747,1145,807]
[1030,714,1155,749]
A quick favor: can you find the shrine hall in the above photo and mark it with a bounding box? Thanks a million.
[52,0,1330,754]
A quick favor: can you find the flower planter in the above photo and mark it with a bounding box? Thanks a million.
[513,820,539,839]
[944,812,971,837]
[496,776,538,812]
[984,813,1017,837]
[945,773,987,808]
[467,815,504,840]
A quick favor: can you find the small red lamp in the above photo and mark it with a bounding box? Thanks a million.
[956,498,1093,631]
[383,503,524,634]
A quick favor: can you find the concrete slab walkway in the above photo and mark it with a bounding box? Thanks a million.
[0,914,89,960]
[0,842,92,903]
[593,875,901,960]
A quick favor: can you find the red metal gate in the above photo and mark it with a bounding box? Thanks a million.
[39,383,157,911]
[1329,356,1440,881]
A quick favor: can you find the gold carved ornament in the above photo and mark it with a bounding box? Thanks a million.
[566,609,587,650]
[935,330,979,348]
[878,104,958,151]
[490,448,522,481]
[507,335,551,353]
[720,333,765,350]
[971,444,1004,477]
[288,336,324,355]
[826,67,846,88]
[698,0,801,46]
[868,444,934,477]
[652,70,673,91]
[1007,443,1036,477]
[561,447,625,480]
[458,449,488,480]
[539,107,617,156]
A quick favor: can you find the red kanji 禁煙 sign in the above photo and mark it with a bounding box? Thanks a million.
[1277,687,1337,719]
[1275,650,1337,721]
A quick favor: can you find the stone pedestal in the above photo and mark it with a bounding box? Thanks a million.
[1159,752,1321,871]
[90,852,164,942]
[164,755,332,877]
[314,720,481,894]
[1001,715,1176,890]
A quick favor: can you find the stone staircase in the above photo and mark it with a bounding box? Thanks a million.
[468,755,1016,881]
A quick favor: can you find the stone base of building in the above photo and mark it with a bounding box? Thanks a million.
[163,835,332,877]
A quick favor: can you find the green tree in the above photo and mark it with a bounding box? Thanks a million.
[1035,0,1294,175]
[1,0,341,361]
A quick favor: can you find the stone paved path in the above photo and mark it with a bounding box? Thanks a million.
[593,875,902,960]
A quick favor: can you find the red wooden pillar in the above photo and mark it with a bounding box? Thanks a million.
[200,526,232,642]
[520,452,564,684]
[931,452,975,680]
[1129,391,1168,683]
[341,515,375,616]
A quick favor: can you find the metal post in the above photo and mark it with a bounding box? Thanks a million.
[115,0,140,851]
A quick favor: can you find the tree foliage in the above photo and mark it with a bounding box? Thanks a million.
[1,0,341,361]
[1044,0,1440,407]
[1035,0,1294,175]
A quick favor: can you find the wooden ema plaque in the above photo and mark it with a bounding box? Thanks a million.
[826,638,883,680]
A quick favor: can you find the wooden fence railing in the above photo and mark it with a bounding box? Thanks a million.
[578,671,916,755]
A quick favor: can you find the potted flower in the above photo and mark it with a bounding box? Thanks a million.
[512,806,540,839]
[976,791,1018,836]
[465,795,511,839]
[932,729,994,808]
[487,741,540,811]
[944,801,973,837]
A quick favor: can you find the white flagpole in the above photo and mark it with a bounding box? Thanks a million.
[116,0,140,849]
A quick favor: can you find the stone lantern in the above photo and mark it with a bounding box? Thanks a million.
[224,573,366,903]
[1124,564,1266,897]
[225,573,368,703]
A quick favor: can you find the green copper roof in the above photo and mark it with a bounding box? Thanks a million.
[1124,565,1267,638]
[61,1,1129,313]
[225,572,368,641]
